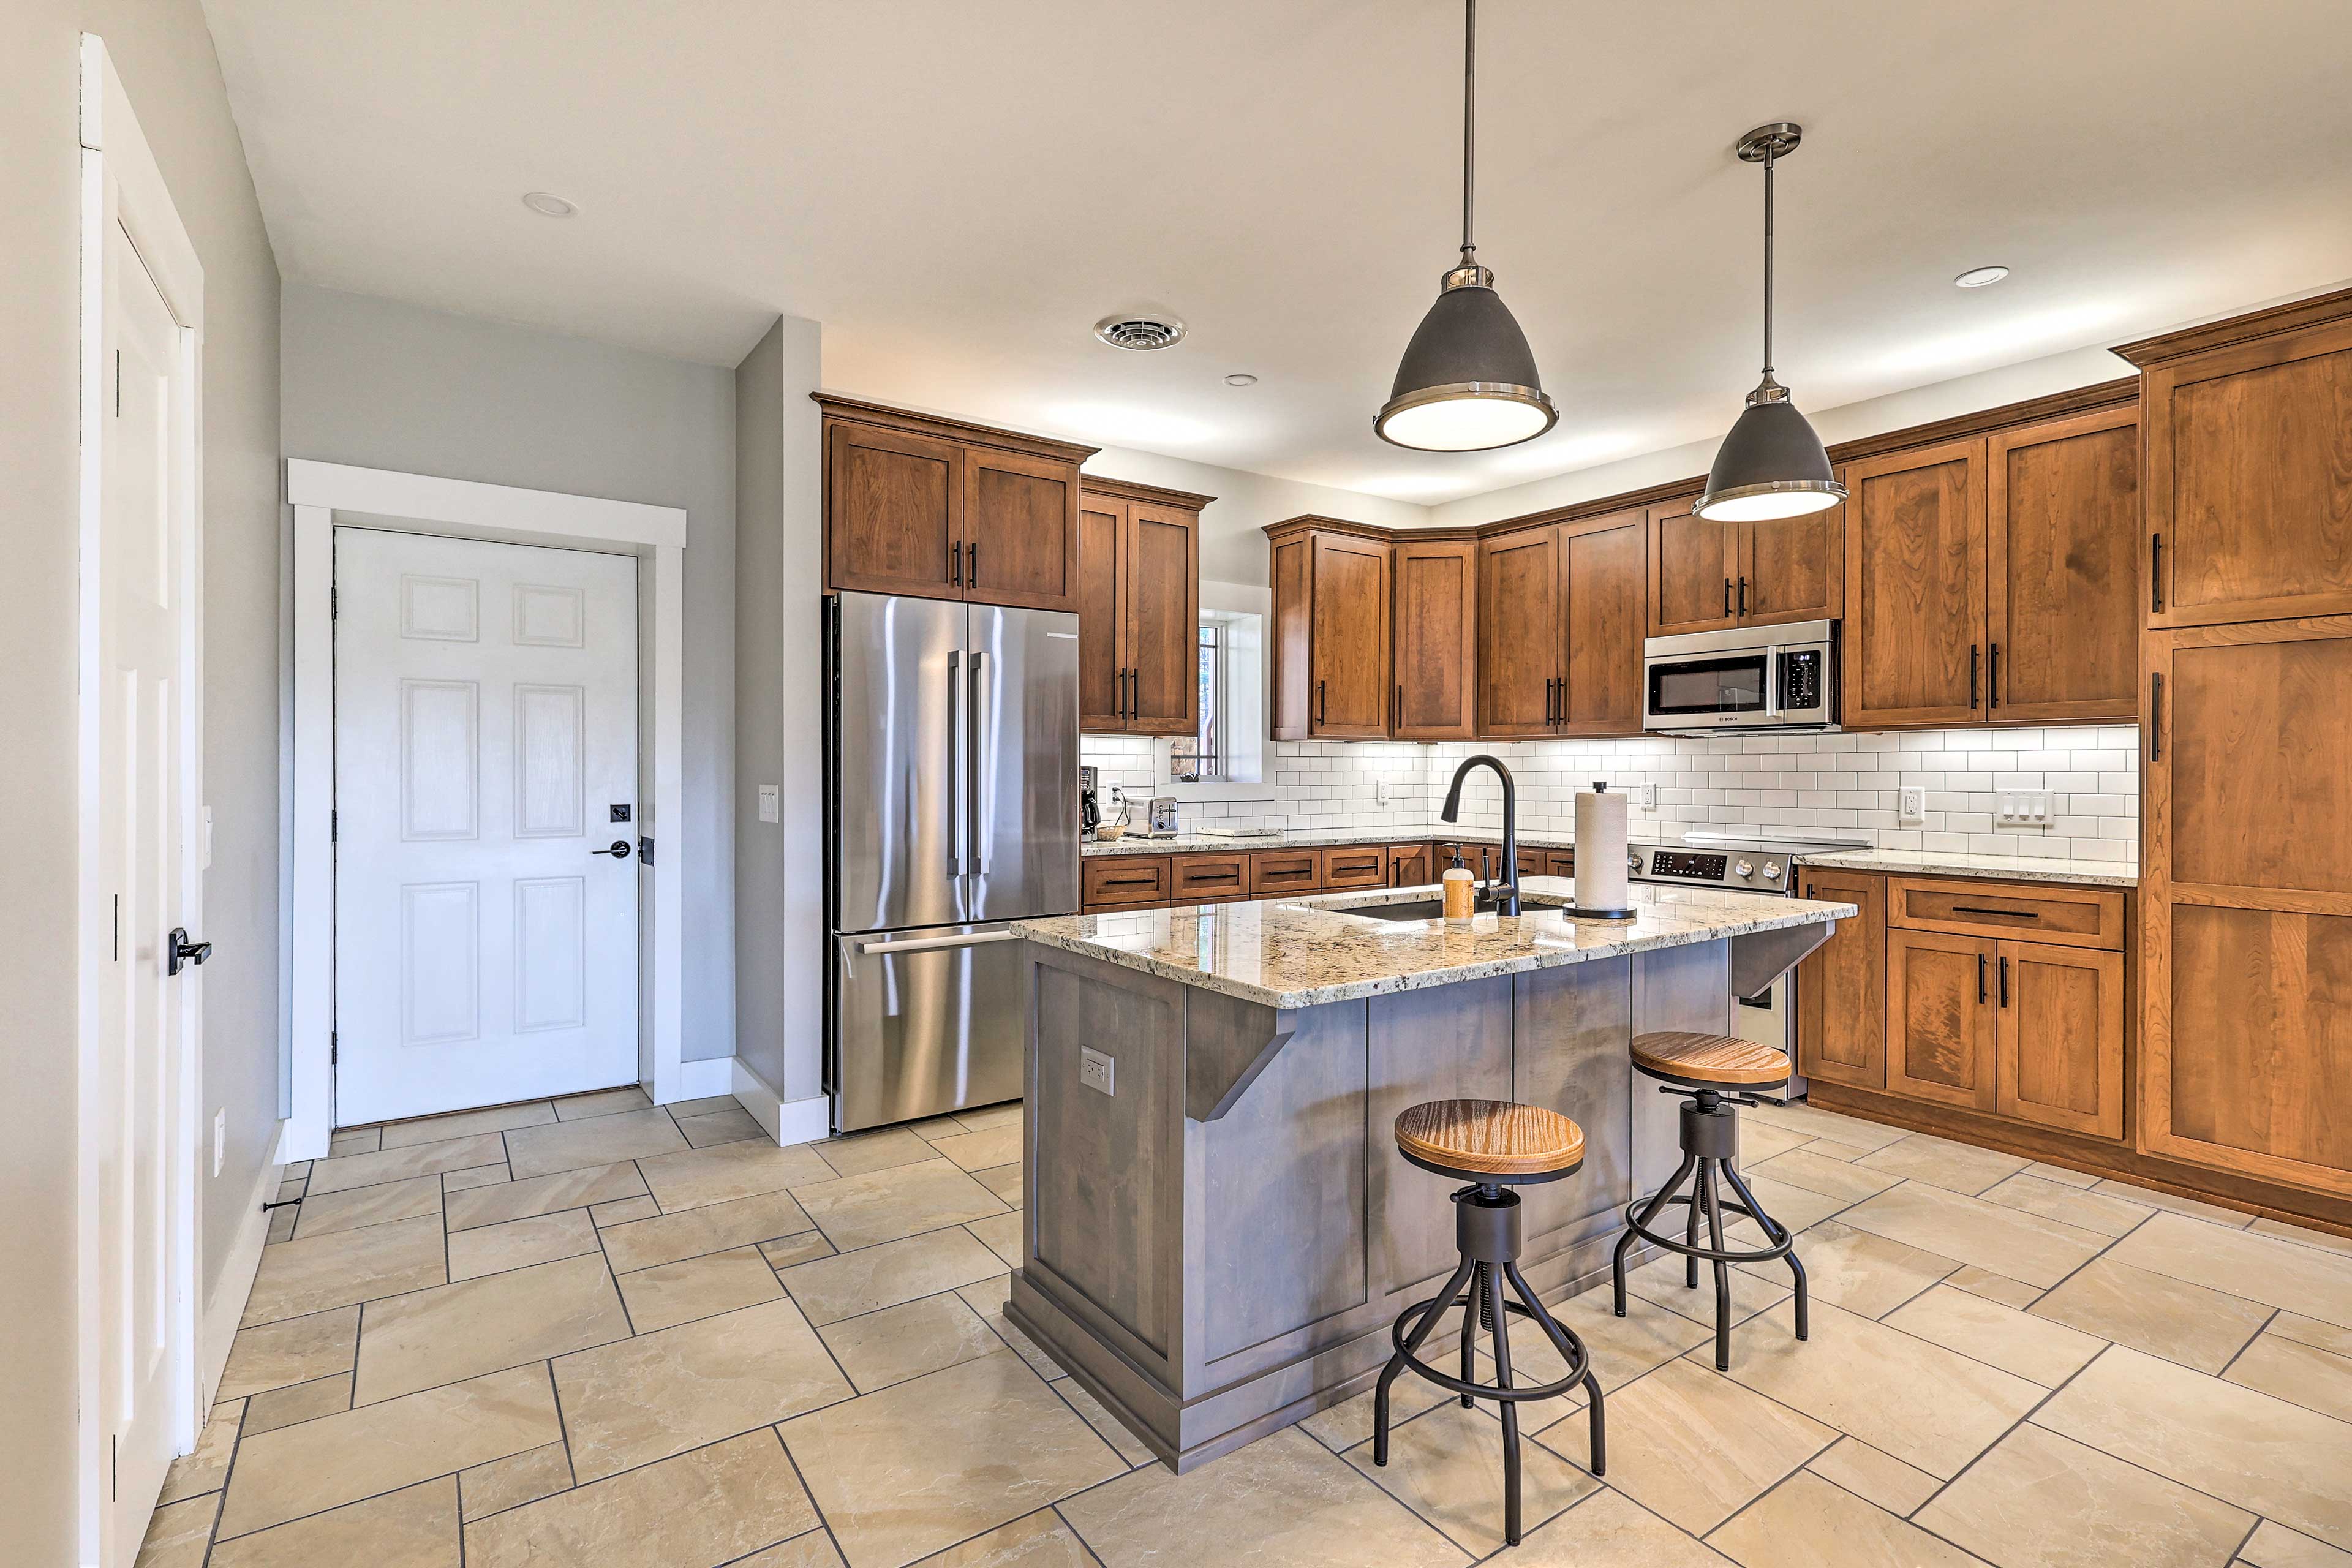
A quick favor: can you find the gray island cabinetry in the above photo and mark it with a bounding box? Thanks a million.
[1004,881,1852,1470]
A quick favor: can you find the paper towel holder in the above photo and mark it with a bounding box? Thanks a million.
[1562,780,1638,921]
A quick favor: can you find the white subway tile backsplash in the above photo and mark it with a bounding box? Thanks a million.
[1079,724,2141,865]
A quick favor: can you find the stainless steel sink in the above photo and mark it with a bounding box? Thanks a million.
[1350,898,1450,921]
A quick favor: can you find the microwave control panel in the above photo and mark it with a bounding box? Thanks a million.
[1780,649,1823,712]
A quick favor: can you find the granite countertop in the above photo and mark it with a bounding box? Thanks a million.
[1012,876,1858,1010]
[1791,847,2138,889]
[1081,824,1569,857]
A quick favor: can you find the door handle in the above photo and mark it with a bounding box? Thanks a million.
[590,840,632,859]
[967,543,978,586]
[2149,532,2163,614]
[1970,644,1981,709]
[1999,955,2011,1008]
[1988,642,2001,709]
[856,929,1021,957]
[2148,673,2164,762]
[1951,905,2037,919]
[166,927,212,976]
[946,650,963,875]
[952,541,963,587]
[1317,680,1327,725]
[1723,578,1732,617]
[1738,576,1748,616]
[1977,952,1987,1005]
[969,650,990,876]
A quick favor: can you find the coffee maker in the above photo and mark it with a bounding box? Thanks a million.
[1079,765,1101,841]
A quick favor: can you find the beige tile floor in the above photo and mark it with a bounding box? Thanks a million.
[145,1093,2352,1568]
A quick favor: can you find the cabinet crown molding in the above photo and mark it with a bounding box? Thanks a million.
[813,393,1099,463]
[1083,474,1217,510]
[2113,284,2352,368]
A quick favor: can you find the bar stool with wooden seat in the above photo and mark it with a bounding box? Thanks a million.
[1373,1099,1606,1547]
[1611,1031,1810,1371]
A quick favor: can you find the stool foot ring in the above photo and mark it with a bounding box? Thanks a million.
[1608,1151,1806,1371]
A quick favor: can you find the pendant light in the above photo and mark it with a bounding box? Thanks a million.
[1375,0,1557,451]
[1695,123,1847,521]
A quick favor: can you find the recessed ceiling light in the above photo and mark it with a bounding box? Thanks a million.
[1094,314,1186,351]
[522,190,578,218]
[1954,265,2010,288]
[1224,373,1259,387]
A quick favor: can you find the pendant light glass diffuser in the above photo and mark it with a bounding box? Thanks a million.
[1696,123,1846,521]
[1376,0,1556,451]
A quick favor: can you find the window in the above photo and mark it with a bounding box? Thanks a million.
[1172,622,1227,782]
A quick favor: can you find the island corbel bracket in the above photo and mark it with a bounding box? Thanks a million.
[1726,921,1836,1000]
[1185,989,1300,1121]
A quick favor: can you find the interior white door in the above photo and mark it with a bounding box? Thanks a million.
[94,208,200,1562]
[334,529,640,1124]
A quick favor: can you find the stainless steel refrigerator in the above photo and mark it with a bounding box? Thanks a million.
[826,591,1081,1131]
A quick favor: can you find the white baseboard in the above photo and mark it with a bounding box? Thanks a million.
[197,1120,285,1414]
[728,1056,830,1147]
[669,1054,735,1101]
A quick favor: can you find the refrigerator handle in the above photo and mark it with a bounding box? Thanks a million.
[946,650,963,876]
[856,929,1021,956]
[970,649,990,876]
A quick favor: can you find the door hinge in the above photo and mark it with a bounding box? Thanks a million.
[331,584,339,619]
[330,810,339,842]
[330,1032,338,1065]
[636,836,654,866]
[110,1434,118,1502]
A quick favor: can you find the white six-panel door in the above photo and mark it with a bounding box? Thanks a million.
[333,529,640,1125]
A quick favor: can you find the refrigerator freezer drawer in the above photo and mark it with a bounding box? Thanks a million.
[832,923,1027,1132]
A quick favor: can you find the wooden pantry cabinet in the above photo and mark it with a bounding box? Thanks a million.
[1077,477,1210,736]
[1268,520,1392,739]
[1477,508,1646,739]
[819,396,1093,612]
[1841,398,2141,729]
[1645,489,1844,638]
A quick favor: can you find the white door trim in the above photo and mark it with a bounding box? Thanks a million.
[80,34,207,1566]
[286,459,687,1160]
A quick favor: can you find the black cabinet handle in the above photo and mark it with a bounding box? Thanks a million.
[1317,679,1327,725]
[2150,532,2164,614]
[1724,578,1732,617]
[1395,684,1404,728]
[1128,668,1137,720]
[1738,576,1749,616]
[1977,953,1988,1004]
[1988,641,2000,710]
[952,541,963,586]
[1999,956,2011,1008]
[1951,905,2038,919]
[167,926,213,977]
[1970,644,1981,709]
[2149,673,2164,762]
[967,543,978,585]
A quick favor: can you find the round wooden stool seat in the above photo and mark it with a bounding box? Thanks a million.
[1629,1031,1791,1088]
[1395,1099,1586,1181]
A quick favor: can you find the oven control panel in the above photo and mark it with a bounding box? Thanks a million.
[1647,851,1727,882]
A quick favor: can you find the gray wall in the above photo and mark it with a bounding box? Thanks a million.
[2,3,282,1559]
[281,284,739,1062]
[735,319,827,1104]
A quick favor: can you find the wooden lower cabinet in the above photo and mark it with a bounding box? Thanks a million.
[1795,869,1886,1090]
[1887,929,1999,1113]
[1319,845,1389,890]
[1081,856,1170,911]
[1169,852,1249,904]
[1247,850,1322,898]
[1997,941,2125,1140]
[1387,842,1434,887]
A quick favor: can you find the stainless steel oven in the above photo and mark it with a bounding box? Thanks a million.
[1643,619,1838,736]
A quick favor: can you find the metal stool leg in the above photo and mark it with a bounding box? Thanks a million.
[1374,1255,1474,1466]
[1613,1152,1694,1318]
[1503,1261,1604,1479]
[1483,1265,1521,1545]
[1699,1160,1733,1371]
[1720,1158,1807,1343]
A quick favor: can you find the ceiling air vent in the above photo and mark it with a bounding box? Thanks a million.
[1094,314,1187,351]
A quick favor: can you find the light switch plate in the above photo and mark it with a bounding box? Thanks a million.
[757,785,780,824]
[1997,791,2051,826]
[1899,786,1927,825]
[1634,783,1657,809]
[1079,1046,1115,1097]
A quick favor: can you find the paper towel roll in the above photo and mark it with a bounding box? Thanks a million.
[1575,783,1631,915]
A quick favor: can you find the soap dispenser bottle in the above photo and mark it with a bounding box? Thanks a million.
[1442,848,1476,924]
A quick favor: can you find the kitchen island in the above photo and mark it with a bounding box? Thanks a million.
[1003,878,1855,1469]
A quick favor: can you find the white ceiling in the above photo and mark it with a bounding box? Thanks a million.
[205,0,2352,503]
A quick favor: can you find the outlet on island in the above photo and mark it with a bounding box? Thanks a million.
[1079,1046,1115,1096]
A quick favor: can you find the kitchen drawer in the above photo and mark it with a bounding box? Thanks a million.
[1887,876,2126,952]
[1082,856,1172,910]
[1515,848,1577,882]
[1248,850,1324,897]
[1434,840,1506,882]
[1169,851,1250,903]
[1320,844,1390,890]
[1387,842,1434,886]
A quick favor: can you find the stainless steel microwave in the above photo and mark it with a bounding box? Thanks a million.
[1642,619,1839,736]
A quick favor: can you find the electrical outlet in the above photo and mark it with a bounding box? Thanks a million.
[757,784,780,824]
[1377,780,1391,805]
[1997,791,2051,826]
[213,1109,225,1177]
[1633,783,1657,809]
[1079,1046,1115,1097]
[1899,786,1927,826]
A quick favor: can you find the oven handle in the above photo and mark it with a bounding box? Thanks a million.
[1763,645,1784,718]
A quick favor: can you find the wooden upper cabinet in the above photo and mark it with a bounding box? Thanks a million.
[2124,293,2352,628]
[1076,491,1126,731]
[1795,867,1886,1091]
[819,398,1096,611]
[1391,537,1478,741]
[963,448,1080,611]
[825,421,964,599]
[1740,493,1844,627]
[1309,533,1392,736]
[2143,615,2352,1196]
[1841,435,1989,729]
[1886,927,1999,1113]
[1647,496,1738,636]
[1985,406,2141,722]
[1478,526,1562,737]
[1267,520,1390,739]
[1078,480,1209,736]
[1558,510,1646,736]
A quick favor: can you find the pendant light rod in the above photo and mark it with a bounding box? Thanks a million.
[1735,122,1803,388]
[1761,139,1775,379]
[1461,0,1477,260]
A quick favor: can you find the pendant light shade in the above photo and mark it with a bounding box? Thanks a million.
[1697,123,1845,521]
[1376,0,1556,451]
